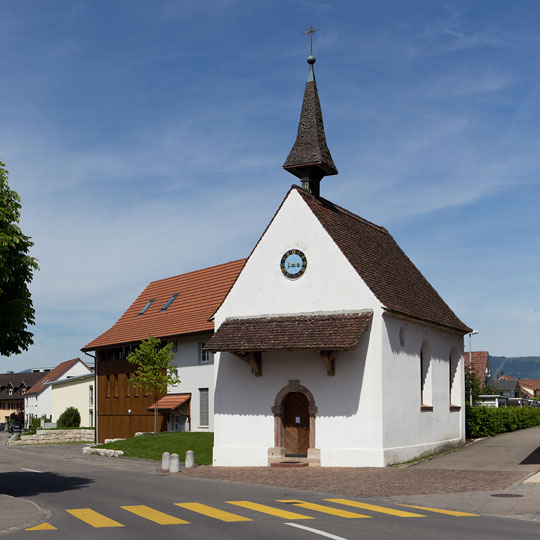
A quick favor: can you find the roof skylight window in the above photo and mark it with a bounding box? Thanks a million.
[138,299,155,315]
[161,293,179,311]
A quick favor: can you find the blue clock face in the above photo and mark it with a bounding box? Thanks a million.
[280,249,307,279]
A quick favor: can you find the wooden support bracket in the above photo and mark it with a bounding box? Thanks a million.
[320,350,336,376]
[233,351,262,377]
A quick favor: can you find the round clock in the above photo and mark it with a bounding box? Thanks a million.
[280,249,307,279]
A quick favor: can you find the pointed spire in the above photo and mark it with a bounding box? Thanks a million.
[283,54,338,198]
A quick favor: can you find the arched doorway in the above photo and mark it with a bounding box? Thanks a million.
[283,392,309,456]
[271,380,317,460]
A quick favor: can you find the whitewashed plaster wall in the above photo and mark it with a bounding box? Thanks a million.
[213,189,385,466]
[168,332,215,432]
[51,375,94,426]
[25,361,92,422]
[381,314,465,464]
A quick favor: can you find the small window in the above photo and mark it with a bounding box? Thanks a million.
[8,389,13,396]
[161,293,179,311]
[138,299,155,315]
[199,388,209,426]
[199,343,212,364]
[89,385,94,407]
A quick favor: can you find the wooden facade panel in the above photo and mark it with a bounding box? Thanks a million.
[98,414,167,443]
[97,355,166,442]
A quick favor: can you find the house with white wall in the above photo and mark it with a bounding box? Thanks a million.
[24,358,92,427]
[51,373,95,427]
[81,259,245,443]
[205,53,471,467]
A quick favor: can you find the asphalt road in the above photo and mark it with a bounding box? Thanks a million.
[1,437,539,539]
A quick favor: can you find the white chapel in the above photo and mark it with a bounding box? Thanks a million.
[206,52,471,467]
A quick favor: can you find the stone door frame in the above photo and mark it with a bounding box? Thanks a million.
[269,380,317,460]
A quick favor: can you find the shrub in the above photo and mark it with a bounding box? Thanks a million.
[466,404,540,438]
[57,407,81,428]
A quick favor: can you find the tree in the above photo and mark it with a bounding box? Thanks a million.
[0,160,39,356]
[465,369,482,403]
[57,406,81,428]
[126,335,180,434]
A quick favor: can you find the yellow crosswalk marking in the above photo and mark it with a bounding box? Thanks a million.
[175,502,252,522]
[325,499,426,517]
[398,504,478,517]
[66,509,124,528]
[122,505,189,525]
[226,501,313,520]
[277,500,371,519]
[26,523,57,531]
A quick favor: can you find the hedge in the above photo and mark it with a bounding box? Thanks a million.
[466,404,540,438]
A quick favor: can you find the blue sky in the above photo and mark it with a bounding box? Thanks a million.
[1,0,539,372]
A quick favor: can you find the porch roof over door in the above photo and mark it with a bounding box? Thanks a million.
[205,311,373,353]
[147,393,191,411]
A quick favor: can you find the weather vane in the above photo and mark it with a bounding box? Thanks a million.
[303,22,320,55]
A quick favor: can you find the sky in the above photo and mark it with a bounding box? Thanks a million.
[1,0,539,372]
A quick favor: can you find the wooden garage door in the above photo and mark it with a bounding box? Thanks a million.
[283,392,309,456]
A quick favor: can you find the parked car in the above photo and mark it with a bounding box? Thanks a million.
[8,421,23,433]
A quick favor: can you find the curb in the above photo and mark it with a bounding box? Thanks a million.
[0,496,51,536]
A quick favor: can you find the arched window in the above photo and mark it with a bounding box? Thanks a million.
[420,341,432,408]
[449,347,461,408]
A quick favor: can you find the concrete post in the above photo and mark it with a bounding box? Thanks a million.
[161,451,170,471]
[169,453,180,473]
[185,450,195,469]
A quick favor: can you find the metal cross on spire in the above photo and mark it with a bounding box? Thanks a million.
[303,22,320,55]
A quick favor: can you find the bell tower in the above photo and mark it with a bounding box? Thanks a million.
[283,24,338,198]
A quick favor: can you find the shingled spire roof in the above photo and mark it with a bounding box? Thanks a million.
[283,55,337,197]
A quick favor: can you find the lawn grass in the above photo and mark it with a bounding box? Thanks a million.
[99,432,214,465]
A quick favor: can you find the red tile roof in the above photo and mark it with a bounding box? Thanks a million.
[464,351,490,384]
[147,393,191,411]
[206,312,373,352]
[82,259,246,351]
[294,186,471,333]
[518,379,540,398]
[25,358,87,396]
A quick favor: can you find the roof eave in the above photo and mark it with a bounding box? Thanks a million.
[382,308,472,335]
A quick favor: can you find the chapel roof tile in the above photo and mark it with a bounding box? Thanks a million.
[206,311,373,352]
[294,186,470,333]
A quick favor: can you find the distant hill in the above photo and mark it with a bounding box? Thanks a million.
[490,356,540,380]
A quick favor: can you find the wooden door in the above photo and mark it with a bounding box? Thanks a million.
[283,392,309,456]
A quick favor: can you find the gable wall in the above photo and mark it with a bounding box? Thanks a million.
[51,377,94,427]
[213,189,386,466]
[381,314,465,463]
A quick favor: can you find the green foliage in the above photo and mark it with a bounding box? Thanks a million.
[127,335,180,433]
[481,385,500,396]
[100,432,213,465]
[0,160,39,356]
[57,407,81,428]
[465,369,482,402]
[466,404,540,438]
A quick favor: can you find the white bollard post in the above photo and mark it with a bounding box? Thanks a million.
[169,453,180,473]
[185,450,195,469]
[161,451,170,471]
